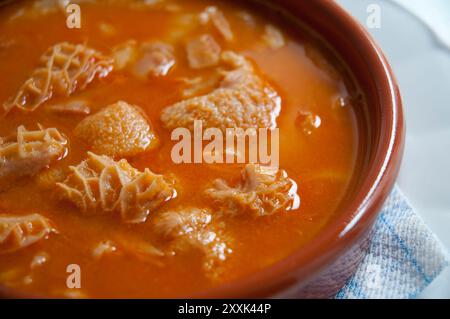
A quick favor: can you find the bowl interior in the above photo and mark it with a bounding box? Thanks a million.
[0,0,404,298]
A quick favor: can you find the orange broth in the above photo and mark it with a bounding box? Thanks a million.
[0,0,361,298]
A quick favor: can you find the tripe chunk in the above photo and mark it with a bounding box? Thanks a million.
[56,152,176,223]
[74,101,157,158]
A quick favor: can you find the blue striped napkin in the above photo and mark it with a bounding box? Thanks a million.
[336,186,449,299]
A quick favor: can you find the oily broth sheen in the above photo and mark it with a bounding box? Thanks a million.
[0,0,359,297]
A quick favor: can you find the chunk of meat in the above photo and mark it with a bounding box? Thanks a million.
[0,125,68,189]
[112,40,175,77]
[0,214,57,254]
[178,74,221,98]
[161,51,281,131]
[74,101,157,158]
[262,24,285,50]
[92,236,164,266]
[134,42,175,77]
[46,99,91,116]
[219,51,269,91]
[205,164,300,217]
[56,152,176,223]
[112,40,138,70]
[2,42,113,116]
[186,34,221,69]
[154,208,231,274]
[199,6,234,41]
[155,208,212,239]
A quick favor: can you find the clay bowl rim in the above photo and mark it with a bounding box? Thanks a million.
[0,0,404,299]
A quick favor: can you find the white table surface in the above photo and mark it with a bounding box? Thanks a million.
[336,0,450,298]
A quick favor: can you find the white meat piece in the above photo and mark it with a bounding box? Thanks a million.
[154,208,232,273]
[46,99,91,116]
[205,164,300,217]
[0,214,56,254]
[262,24,285,50]
[0,125,68,189]
[199,6,234,41]
[160,51,281,131]
[186,34,221,69]
[74,101,157,158]
[112,40,175,77]
[2,42,113,116]
[56,152,176,223]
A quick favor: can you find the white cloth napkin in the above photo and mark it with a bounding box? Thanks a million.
[336,186,449,298]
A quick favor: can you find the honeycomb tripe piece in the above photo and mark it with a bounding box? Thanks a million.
[160,51,281,131]
[155,208,212,239]
[186,34,221,69]
[2,42,113,117]
[154,208,232,274]
[0,125,68,189]
[205,164,300,217]
[0,214,57,254]
[74,101,158,158]
[56,152,176,223]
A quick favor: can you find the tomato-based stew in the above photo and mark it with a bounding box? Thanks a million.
[0,0,363,298]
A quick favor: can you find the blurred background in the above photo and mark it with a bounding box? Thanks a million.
[337,0,450,298]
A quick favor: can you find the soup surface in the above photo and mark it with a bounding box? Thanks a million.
[0,0,361,298]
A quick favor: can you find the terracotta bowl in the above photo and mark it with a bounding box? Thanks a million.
[193,0,405,298]
[0,0,404,299]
